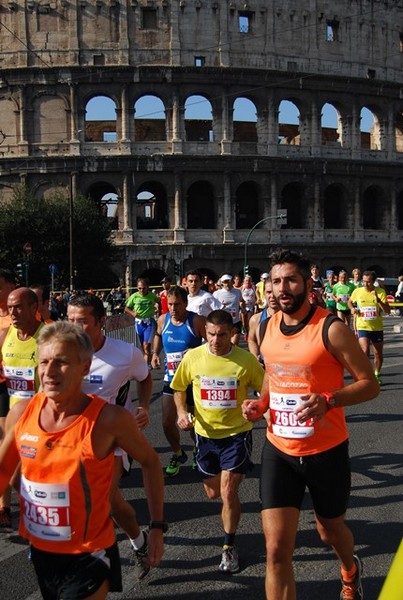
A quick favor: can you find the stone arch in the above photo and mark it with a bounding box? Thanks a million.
[362,185,387,230]
[323,184,348,229]
[233,97,257,142]
[321,103,341,146]
[134,94,166,142]
[136,181,168,229]
[360,106,382,150]
[395,109,403,152]
[187,180,215,228]
[32,94,69,144]
[278,99,300,145]
[84,95,117,142]
[235,181,260,229]
[280,182,305,228]
[0,96,19,145]
[184,95,213,142]
[86,181,119,226]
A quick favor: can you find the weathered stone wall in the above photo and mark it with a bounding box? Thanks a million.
[0,0,402,283]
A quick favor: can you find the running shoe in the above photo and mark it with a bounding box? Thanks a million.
[165,450,188,477]
[219,546,240,573]
[131,529,150,580]
[340,555,363,600]
[0,507,12,533]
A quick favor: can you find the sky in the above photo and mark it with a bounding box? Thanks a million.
[86,95,374,131]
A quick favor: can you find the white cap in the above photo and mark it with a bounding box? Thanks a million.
[261,272,270,279]
[220,274,233,282]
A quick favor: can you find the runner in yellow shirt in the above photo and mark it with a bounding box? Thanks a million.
[349,270,390,384]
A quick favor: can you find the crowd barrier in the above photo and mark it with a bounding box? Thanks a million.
[104,313,138,346]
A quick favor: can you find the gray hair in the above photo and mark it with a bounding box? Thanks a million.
[38,321,94,363]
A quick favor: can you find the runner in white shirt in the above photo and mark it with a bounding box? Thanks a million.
[213,274,245,345]
[67,293,153,580]
[185,270,220,318]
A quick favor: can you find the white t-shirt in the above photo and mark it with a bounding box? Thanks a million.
[213,287,243,323]
[82,336,148,413]
[187,290,220,318]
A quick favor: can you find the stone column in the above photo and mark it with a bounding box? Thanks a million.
[267,92,278,156]
[270,175,281,243]
[313,177,324,241]
[18,87,29,153]
[172,89,183,154]
[221,90,232,155]
[173,170,185,242]
[223,171,234,243]
[353,179,364,241]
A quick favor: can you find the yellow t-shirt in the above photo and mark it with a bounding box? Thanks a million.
[350,287,388,331]
[171,343,264,439]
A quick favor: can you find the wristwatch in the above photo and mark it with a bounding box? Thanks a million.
[322,392,336,409]
[149,520,169,533]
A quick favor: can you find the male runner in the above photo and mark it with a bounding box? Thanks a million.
[124,278,160,367]
[243,249,379,600]
[247,278,279,362]
[348,270,390,385]
[213,274,244,345]
[67,293,153,579]
[151,286,205,476]
[172,310,263,573]
[185,270,220,317]
[0,287,43,530]
[0,321,165,600]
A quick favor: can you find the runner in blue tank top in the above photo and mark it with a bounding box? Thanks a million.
[151,286,206,476]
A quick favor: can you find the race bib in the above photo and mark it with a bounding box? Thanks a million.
[339,294,350,303]
[270,392,314,439]
[200,376,237,409]
[166,351,184,377]
[360,306,377,321]
[3,366,35,401]
[20,475,71,541]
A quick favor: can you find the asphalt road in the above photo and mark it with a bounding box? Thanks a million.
[1,316,403,600]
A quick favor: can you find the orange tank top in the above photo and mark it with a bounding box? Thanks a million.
[15,392,115,553]
[260,307,348,457]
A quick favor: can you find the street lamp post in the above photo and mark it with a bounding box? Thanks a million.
[244,210,287,277]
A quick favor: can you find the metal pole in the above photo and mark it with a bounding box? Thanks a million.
[69,177,74,292]
[243,213,286,277]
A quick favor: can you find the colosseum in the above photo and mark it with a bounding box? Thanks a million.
[0,0,403,285]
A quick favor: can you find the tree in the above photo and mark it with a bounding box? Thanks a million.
[0,185,119,289]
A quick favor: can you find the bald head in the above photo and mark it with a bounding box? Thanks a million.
[7,287,40,333]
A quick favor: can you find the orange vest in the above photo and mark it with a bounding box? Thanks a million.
[261,307,348,457]
[15,393,115,553]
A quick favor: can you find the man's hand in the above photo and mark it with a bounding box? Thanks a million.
[242,399,267,422]
[177,410,194,431]
[134,406,149,429]
[294,393,329,424]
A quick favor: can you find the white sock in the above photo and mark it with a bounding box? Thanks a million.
[130,531,145,550]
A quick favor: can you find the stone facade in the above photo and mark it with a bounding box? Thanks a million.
[0,0,403,284]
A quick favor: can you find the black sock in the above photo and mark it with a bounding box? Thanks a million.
[224,532,235,547]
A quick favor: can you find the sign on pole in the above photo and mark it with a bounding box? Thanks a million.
[23,242,32,255]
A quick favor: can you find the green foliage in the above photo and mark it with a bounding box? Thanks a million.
[0,185,118,289]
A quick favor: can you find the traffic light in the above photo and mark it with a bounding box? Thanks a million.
[244,264,249,276]
[15,263,23,281]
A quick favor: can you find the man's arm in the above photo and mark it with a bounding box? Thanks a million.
[0,400,29,495]
[193,314,206,341]
[151,314,164,369]
[242,370,270,422]
[295,320,379,424]
[247,313,261,360]
[134,371,152,429]
[173,391,193,431]
[95,405,165,567]
[375,290,391,315]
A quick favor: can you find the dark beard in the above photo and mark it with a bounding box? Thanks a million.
[275,281,307,314]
